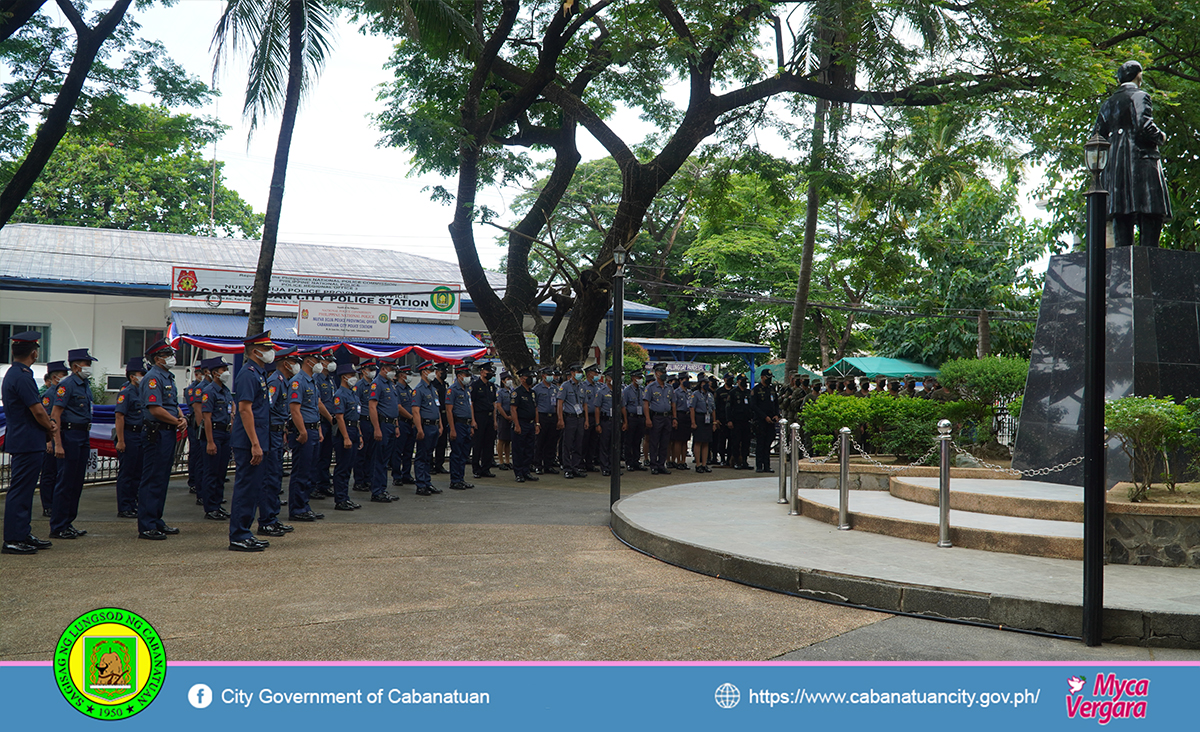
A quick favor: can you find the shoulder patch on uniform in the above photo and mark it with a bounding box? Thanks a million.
[334,396,340,405]
[117,395,125,403]
[269,386,277,396]
[148,395,157,403]
[291,392,299,399]
[148,378,157,388]
[42,397,50,406]
[56,386,66,396]
[202,393,209,402]
[290,380,300,390]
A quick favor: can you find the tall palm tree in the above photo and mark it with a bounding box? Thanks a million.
[212,0,335,337]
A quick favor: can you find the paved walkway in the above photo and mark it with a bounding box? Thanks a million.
[612,479,1200,647]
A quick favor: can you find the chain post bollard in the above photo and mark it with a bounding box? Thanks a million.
[777,421,789,504]
[937,419,953,548]
[837,427,851,530]
[789,422,802,516]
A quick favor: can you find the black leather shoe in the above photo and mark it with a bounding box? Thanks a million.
[427,485,443,494]
[312,512,325,519]
[574,472,587,479]
[49,528,79,539]
[69,525,87,536]
[249,537,269,548]
[2,541,37,554]
[42,508,52,517]
[370,493,399,503]
[415,488,433,496]
[563,471,574,479]
[602,469,611,476]
[229,539,265,552]
[258,524,286,537]
[524,473,539,481]
[204,510,227,520]
[402,477,416,485]
[117,510,138,519]
[473,472,496,479]
[659,469,672,475]
[516,475,526,483]
[188,486,197,494]
[335,501,356,511]
[288,511,318,522]
[534,468,544,475]
[263,522,294,533]
[160,525,180,535]
[764,467,775,473]
[23,535,52,549]
[196,498,204,506]
[346,500,362,509]
[393,478,404,486]
[138,530,167,541]
[448,482,468,490]
[499,464,511,471]
[543,468,559,475]
[352,484,370,492]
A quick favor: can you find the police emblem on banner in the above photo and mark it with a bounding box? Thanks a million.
[430,286,457,312]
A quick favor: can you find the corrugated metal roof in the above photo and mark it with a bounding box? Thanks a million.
[0,223,462,286]
[172,311,482,347]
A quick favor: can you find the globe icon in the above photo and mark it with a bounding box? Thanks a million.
[714,682,740,709]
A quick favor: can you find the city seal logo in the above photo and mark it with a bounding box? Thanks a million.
[378,313,389,323]
[176,269,198,293]
[430,286,457,312]
[54,608,165,720]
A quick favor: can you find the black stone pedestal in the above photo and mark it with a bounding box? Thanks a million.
[1012,247,1200,486]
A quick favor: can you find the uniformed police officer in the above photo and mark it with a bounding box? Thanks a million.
[447,362,476,490]
[331,362,364,512]
[229,331,274,552]
[533,367,559,474]
[113,357,146,518]
[510,367,539,483]
[258,346,297,537]
[367,358,402,503]
[728,375,753,470]
[495,371,514,471]
[595,367,615,476]
[2,331,57,554]
[621,370,645,471]
[313,352,337,499]
[287,346,327,522]
[751,368,779,473]
[353,359,377,492]
[670,372,693,469]
[185,360,206,495]
[391,364,416,487]
[138,339,186,540]
[691,376,716,472]
[470,362,498,479]
[38,360,67,517]
[432,363,450,473]
[557,363,588,478]
[199,356,234,520]
[411,360,443,495]
[714,373,735,466]
[642,363,674,474]
[49,346,97,539]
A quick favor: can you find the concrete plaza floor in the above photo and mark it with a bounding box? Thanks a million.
[2,466,1196,661]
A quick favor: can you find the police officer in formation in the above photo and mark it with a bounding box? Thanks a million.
[509,367,539,482]
[751,367,779,473]
[259,345,297,537]
[228,331,274,552]
[533,367,559,474]
[287,346,327,522]
[38,360,67,517]
[447,361,476,490]
[411,360,443,495]
[391,364,417,488]
[50,346,98,539]
[353,359,377,492]
[138,339,186,540]
[470,361,497,479]
[594,367,615,476]
[367,357,402,503]
[621,368,645,471]
[714,373,735,466]
[557,362,589,478]
[113,357,145,519]
[727,375,753,470]
[495,370,514,471]
[313,351,337,499]
[184,360,206,495]
[2,331,57,555]
[432,363,450,473]
[331,362,364,512]
[643,363,674,475]
[200,356,233,520]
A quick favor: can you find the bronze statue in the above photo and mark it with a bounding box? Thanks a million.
[1093,60,1172,247]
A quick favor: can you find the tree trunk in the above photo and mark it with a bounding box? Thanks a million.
[977,308,991,358]
[0,0,131,229]
[816,309,829,368]
[0,0,48,44]
[244,0,304,338]
[783,96,828,380]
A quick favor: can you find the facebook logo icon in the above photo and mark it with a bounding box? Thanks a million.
[188,683,213,709]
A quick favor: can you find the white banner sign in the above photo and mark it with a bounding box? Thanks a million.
[296,300,393,340]
[170,266,460,320]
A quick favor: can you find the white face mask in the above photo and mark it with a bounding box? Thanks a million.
[346,376,359,388]
[505,379,514,389]
[366,369,377,381]
[79,366,93,379]
[408,375,419,387]
[164,355,177,368]
[288,362,301,377]
[129,374,141,386]
[259,348,275,364]
[312,362,324,375]
[219,371,232,387]
[386,369,397,381]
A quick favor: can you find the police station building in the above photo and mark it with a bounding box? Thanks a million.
[0,224,667,396]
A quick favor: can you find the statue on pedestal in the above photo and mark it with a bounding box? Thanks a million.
[1092,60,1173,247]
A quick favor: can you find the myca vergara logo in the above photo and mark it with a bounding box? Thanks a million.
[54,608,166,720]
[1066,673,1148,724]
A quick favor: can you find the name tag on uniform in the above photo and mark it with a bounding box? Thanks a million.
[705,413,711,424]
[573,403,583,415]
[434,398,441,407]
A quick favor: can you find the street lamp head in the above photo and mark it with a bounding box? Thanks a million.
[613,245,627,267]
[1084,133,1110,174]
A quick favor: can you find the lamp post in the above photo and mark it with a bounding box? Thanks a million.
[610,245,627,508]
[1082,132,1110,647]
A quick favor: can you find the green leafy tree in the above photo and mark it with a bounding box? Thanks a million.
[0,2,214,228]
[10,103,262,237]
[936,355,1028,445]
[1106,396,1191,501]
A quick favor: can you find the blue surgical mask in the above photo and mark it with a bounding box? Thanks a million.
[544,375,553,383]
[574,372,584,382]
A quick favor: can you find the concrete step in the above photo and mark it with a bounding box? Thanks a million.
[889,477,1083,522]
[796,488,1083,560]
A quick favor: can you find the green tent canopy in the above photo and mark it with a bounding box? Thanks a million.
[823,357,939,379]
[749,362,822,382]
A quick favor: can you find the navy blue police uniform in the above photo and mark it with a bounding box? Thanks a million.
[200,358,234,516]
[113,358,146,517]
[368,360,401,502]
[138,340,183,539]
[38,361,67,516]
[2,331,54,553]
[260,347,297,534]
[643,366,675,474]
[557,365,588,478]
[332,364,363,509]
[353,360,376,491]
[533,370,559,474]
[50,348,96,537]
[314,358,336,496]
[510,369,538,482]
[447,364,474,488]
[229,332,273,550]
[391,365,416,487]
[411,362,442,494]
[621,376,646,470]
[287,349,324,521]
